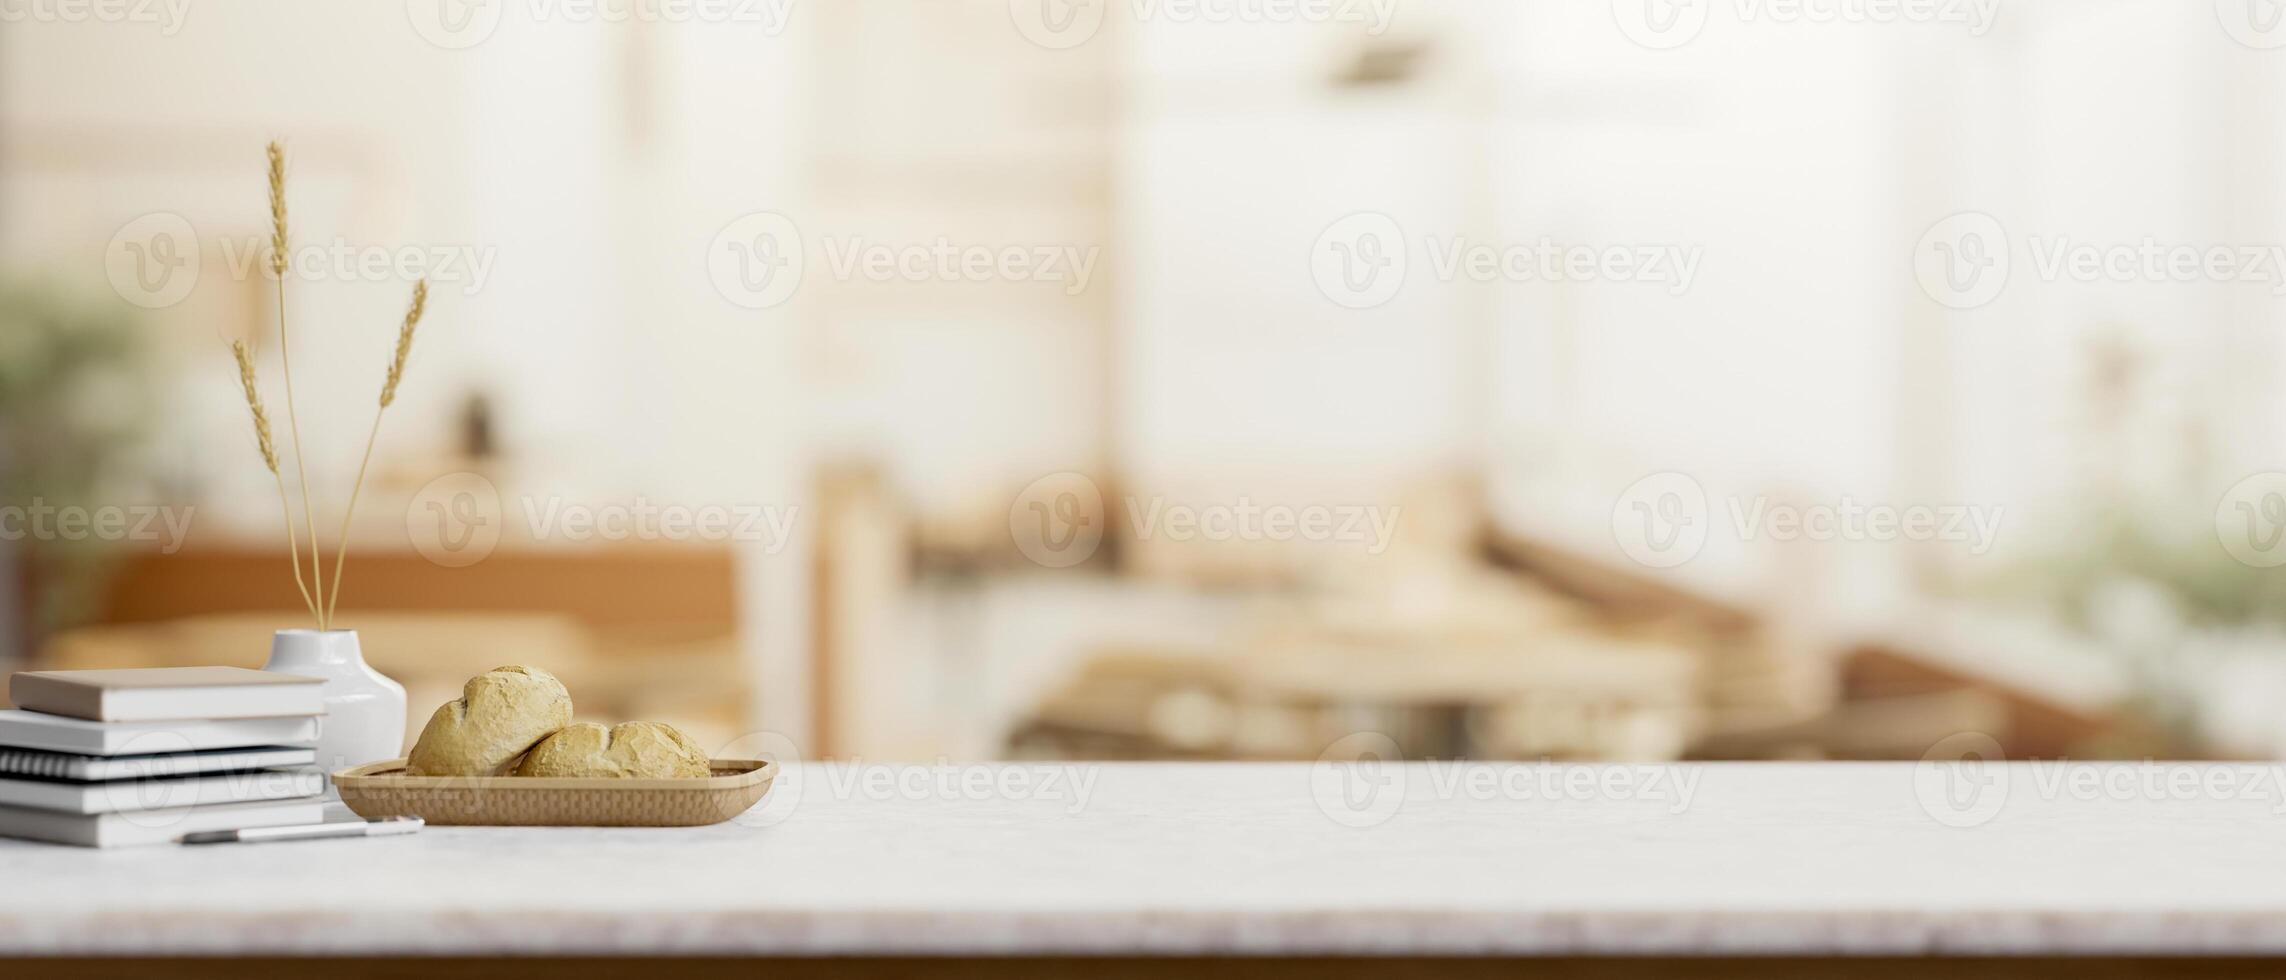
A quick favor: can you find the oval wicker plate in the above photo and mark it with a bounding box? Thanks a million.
[333,758,775,827]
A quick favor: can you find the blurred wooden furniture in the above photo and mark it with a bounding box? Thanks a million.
[93,546,739,635]
[23,546,754,753]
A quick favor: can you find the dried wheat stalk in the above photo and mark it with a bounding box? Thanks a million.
[240,141,441,631]
[269,141,325,628]
[326,279,428,624]
[232,341,320,622]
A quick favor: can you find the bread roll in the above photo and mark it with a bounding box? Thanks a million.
[405,665,573,776]
[516,721,710,778]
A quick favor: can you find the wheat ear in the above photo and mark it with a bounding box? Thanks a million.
[267,141,327,630]
[233,341,321,623]
[326,279,427,625]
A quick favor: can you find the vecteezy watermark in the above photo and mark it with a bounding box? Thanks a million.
[2217,472,2286,568]
[406,472,502,569]
[706,211,1099,309]
[821,237,1099,297]
[1912,211,2009,310]
[1610,472,2004,568]
[1311,212,1702,309]
[1915,732,2286,829]
[1007,472,1402,568]
[523,496,798,548]
[1914,731,2008,828]
[708,212,805,310]
[1310,732,1702,829]
[1310,212,1407,309]
[406,473,798,568]
[704,731,1100,828]
[407,0,795,49]
[0,0,189,34]
[1612,0,2001,50]
[0,501,194,554]
[2217,0,2286,50]
[816,759,1101,815]
[109,770,318,829]
[1915,210,2286,310]
[104,212,494,309]
[1311,731,1407,828]
[1009,0,1397,50]
[105,213,200,310]
[1006,471,1105,569]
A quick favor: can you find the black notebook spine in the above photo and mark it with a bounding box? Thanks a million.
[0,748,88,780]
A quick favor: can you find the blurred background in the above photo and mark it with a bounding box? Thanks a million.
[2,0,2284,765]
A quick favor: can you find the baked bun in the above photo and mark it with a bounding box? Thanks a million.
[516,721,710,778]
[405,665,573,776]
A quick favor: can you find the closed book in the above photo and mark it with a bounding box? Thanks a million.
[0,797,327,848]
[0,767,321,814]
[0,745,315,781]
[0,710,322,756]
[9,667,324,722]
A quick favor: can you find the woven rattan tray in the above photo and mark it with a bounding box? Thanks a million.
[333,758,776,827]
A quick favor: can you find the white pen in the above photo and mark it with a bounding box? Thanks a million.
[180,816,423,845]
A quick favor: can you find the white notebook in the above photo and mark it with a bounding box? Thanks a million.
[0,767,321,814]
[0,798,327,848]
[0,710,321,756]
[8,667,324,722]
[0,745,315,781]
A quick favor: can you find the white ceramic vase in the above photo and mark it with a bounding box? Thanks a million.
[263,629,407,773]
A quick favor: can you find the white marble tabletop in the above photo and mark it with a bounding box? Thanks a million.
[2,760,2284,957]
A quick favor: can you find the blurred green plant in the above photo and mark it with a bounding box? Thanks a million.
[1981,504,2286,631]
[0,280,156,643]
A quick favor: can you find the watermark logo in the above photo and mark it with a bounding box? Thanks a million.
[407,472,504,568]
[407,0,503,48]
[1126,496,1400,556]
[1313,212,1701,308]
[1311,731,1406,828]
[1611,472,1710,569]
[821,237,1099,296]
[715,729,806,827]
[1007,472,1403,568]
[1917,211,2286,308]
[521,496,797,549]
[1311,212,1408,310]
[410,0,794,49]
[1914,731,2008,828]
[1009,471,1106,568]
[110,770,317,829]
[1611,473,2004,568]
[708,732,1100,826]
[1916,740,2286,829]
[1009,0,1105,48]
[2218,0,2286,49]
[1914,210,2010,309]
[1425,236,1702,296]
[708,213,1096,308]
[1012,0,1396,50]
[223,238,494,295]
[0,500,193,554]
[1311,733,1703,829]
[819,760,1100,814]
[1615,0,1999,50]
[2218,472,2286,568]
[105,213,493,310]
[105,212,200,309]
[409,477,798,568]
[1612,0,1708,49]
[709,211,805,310]
[0,0,190,34]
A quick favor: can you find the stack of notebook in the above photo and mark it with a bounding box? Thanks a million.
[0,667,328,847]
